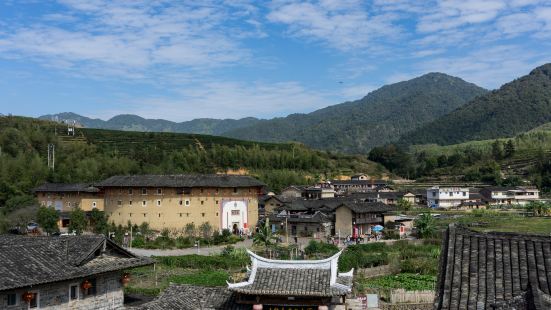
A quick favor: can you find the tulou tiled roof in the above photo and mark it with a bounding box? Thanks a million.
[228,250,353,297]
[33,183,100,193]
[435,224,551,310]
[135,284,245,310]
[0,235,153,291]
[95,174,265,188]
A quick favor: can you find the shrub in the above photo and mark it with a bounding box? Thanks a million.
[304,240,339,258]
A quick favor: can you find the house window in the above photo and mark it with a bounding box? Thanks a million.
[141,188,147,195]
[157,188,162,195]
[215,200,219,204]
[233,187,238,193]
[216,212,219,216]
[129,200,132,206]
[142,201,146,207]
[69,284,79,300]
[179,213,182,217]
[117,200,122,206]
[158,213,161,218]
[143,213,147,217]
[201,213,205,217]
[128,188,133,195]
[201,201,204,205]
[215,189,219,194]
[92,201,97,208]
[156,200,161,206]
[179,200,183,206]
[67,202,71,207]
[231,210,240,215]
[7,293,17,306]
[463,192,467,196]
[28,291,39,308]
[129,213,133,217]
[185,200,190,206]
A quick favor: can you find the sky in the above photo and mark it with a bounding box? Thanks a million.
[0,0,550,121]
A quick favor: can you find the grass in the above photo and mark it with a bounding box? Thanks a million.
[431,211,551,235]
[357,273,436,291]
[168,270,229,287]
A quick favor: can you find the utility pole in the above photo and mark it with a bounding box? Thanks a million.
[47,144,55,170]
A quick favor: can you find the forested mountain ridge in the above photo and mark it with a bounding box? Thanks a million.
[0,116,387,218]
[222,73,487,153]
[39,112,261,136]
[401,63,551,146]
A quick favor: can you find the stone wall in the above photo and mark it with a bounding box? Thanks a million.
[0,272,124,310]
[357,264,396,278]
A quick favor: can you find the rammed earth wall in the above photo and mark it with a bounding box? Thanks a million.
[0,272,124,310]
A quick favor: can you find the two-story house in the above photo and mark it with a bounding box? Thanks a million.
[427,186,470,209]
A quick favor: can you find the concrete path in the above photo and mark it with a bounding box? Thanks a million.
[128,239,254,257]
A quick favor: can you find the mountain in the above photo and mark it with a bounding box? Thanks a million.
[222,73,487,153]
[401,63,551,146]
[39,113,261,136]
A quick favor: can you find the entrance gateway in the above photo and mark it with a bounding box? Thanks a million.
[137,250,354,309]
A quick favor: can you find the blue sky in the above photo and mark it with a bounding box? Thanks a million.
[0,0,550,121]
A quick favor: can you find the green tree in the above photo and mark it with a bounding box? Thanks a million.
[415,213,436,239]
[68,207,87,235]
[491,140,503,160]
[199,222,213,239]
[526,201,550,216]
[504,140,515,158]
[253,219,278,253]
[397,198,413,211]
[36,206,59,235]
[184,222,196,238]
[89,208,108,235]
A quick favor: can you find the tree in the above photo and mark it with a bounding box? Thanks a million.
[491,140,503,160]
[504,140,515,158]
[199,222,213,239]
[415,213,436,239]
[184,222,196,238]
[36,206,59,235]
[89,208,108,235]
[253,218,278,253]
[69,207,87,235]
[526,201,550,216]
[397,198,413,211]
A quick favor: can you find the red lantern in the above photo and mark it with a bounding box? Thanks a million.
[22,291,34,303]
[120,273,131,286]
[82,279,92,291]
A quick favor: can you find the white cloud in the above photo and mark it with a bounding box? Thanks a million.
[418,45,549,88]
[266,0,403,51]
[0,1,259,75]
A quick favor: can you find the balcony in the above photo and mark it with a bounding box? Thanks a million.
[354,217,383,224]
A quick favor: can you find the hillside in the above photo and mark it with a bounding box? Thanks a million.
[401,63,551,146]
[222,73,487,153]
[39,112,261,136]
[0,115,388,214]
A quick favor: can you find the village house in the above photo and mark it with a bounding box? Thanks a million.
[479,186,540,206]
[0,235,152,310]
[33,183,104,230]
[334,202,398,238]
[268,210,333,239]
[259,195,289,218]
[435,224,551,309]
[427,186,470,209]
[330,179,387,195]
[280,185,306,200]
[96,174,264,233]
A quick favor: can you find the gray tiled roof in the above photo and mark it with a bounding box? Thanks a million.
[33,183,100,193]
[229,268,348,297]
[95,174,265,188]
[135,284,245,310]
[0,235,153,291]
[331,179,387,185]
[228,250,352,297]
[337,201,398,213]
[435,225,551,310]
